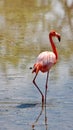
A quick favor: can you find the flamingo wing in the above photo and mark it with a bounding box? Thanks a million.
[32,51,56,73]
[32,51,57,73]
[37,51,56,65]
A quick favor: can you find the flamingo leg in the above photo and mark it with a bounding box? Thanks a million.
[32,104,44,129]
[45,71,49,104]
[33,73,44,105]
[45,102,48,129]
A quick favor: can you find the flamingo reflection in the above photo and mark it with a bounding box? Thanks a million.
[32,104,48,130]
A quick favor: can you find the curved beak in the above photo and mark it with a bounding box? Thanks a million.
[56,33,61,42]
[58,36,61,42]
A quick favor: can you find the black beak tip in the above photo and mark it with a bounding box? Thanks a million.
[58,37,61,42]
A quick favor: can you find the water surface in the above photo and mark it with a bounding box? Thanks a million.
[0,0,73,130]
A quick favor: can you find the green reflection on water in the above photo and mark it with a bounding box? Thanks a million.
[0,0,73,74]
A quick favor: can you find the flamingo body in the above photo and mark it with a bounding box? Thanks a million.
[32,51,56,73]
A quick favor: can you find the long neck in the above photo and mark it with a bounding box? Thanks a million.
[49,34,58,60]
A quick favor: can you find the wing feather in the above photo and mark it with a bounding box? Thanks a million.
[36,51,56,66]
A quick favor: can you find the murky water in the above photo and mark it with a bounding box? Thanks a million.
[0,0,73,130]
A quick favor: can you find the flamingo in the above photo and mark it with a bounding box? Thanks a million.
[32,30,61,105]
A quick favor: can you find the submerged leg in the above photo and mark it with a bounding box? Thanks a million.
[32,104,44,129]
[45,71,49,104]
[33,73,44,105]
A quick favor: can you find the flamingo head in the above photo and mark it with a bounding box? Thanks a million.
[49,30,61,42]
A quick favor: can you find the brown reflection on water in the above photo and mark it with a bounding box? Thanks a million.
[0,0,73,78]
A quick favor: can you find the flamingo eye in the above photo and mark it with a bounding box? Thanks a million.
[50,30,56,36]
[52,31,55,36]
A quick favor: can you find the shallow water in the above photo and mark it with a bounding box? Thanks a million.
[0,0,73,130]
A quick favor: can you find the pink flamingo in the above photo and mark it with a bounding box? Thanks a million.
[32,30,61,105]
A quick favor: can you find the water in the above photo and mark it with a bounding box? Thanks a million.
[0,0,73,130]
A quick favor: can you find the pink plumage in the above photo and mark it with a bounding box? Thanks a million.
[32,51,56,73]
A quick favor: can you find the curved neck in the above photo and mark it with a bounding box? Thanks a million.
[49,34,58,60]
